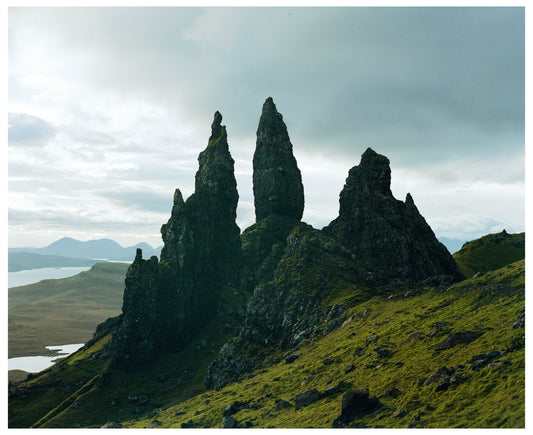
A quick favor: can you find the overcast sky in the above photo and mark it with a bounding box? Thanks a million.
[7,6,525,249]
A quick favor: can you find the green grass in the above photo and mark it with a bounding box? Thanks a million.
[8,262,128,359]
[9,261,524,428]
[453,231,524,278]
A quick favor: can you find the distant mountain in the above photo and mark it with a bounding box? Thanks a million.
[9,237,162,262]
[8,252,103,273]
[438,237,467,254]
[452,230,525,278]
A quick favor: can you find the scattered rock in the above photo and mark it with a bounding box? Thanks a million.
[295,389,321,410]
[409,332,425,340]
[513,317,525,329]
[223,400,247,417]
[180,420,197,428]
[320,381,350,399]
[382,387,401,398]
[344,364,355,374]
[433,331,481,351]
[340,389,382,421]
[273,399,292,411]
[285,353,301,364]
[146,420,161,428]
[435,380,451,392]
[392,409,405,418]
[101,421,122,428]
[374,347,392,358]
[220,416,238,428]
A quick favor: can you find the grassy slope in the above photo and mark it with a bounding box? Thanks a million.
[9,260,525,428]
[8,262,128,359]
[453,231,525,278]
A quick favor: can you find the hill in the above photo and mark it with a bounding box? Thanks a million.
[7,259,524,428]
[9,237,162,262]
[8,252,103,272]
[453,230,525,278]
[8,262,128,360]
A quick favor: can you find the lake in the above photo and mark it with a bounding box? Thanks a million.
[8,266,92,288]
[8,343,85,373]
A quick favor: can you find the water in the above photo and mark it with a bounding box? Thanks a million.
[8,266,92,288]
[8,343,85,373]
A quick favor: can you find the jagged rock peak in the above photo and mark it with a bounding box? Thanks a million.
[173,188,184,206]
[253,97,304,221]
[210,110,225,141]
[195,111,236,201]
[349,147,391,196]
[325,148,463,285]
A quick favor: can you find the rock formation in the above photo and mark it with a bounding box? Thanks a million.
[112,112,241,368]
[323,147,463,284]
[204,224,371,390]
[241,98,306,290]
[253,97,304,222]
[111,250,161,368]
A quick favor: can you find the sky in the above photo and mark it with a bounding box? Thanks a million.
[6,5,526,249]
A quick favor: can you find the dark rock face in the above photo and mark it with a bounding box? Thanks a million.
[204,224,370,390]
[253,97,304,222]
[111,251,161,368]
[112,112,241,368]
[324,147,463,285]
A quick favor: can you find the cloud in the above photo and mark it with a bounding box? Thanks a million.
[8,112,56,146]
[7,7,525,247]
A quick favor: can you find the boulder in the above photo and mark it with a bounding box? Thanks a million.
[295,389,321,410]
[433,331,481,351]
[340,389,382,420]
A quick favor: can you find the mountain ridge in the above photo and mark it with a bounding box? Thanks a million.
[9,237,162,262]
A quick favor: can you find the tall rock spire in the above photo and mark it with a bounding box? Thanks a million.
[324,147,463,285]
[253,97,304,222]
[112,111,242,368]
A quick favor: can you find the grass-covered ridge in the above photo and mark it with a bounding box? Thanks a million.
[453,230,524,278]
[9,258,525,428]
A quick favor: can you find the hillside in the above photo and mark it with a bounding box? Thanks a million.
[8,260,524,428]
[8,262,128,359]
[453,230,525,278]
[7,98,525,429]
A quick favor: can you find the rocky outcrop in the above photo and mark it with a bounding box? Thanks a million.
[111,250,161,368]
[112,112,241,368]
[204,223,371,390]
[324,148,463,285]
[253,97,304,222]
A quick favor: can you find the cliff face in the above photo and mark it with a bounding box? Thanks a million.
[324,148,463,285]
[112,112,241,368]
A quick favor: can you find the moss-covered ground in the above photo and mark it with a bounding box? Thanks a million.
[9,260,525,428]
